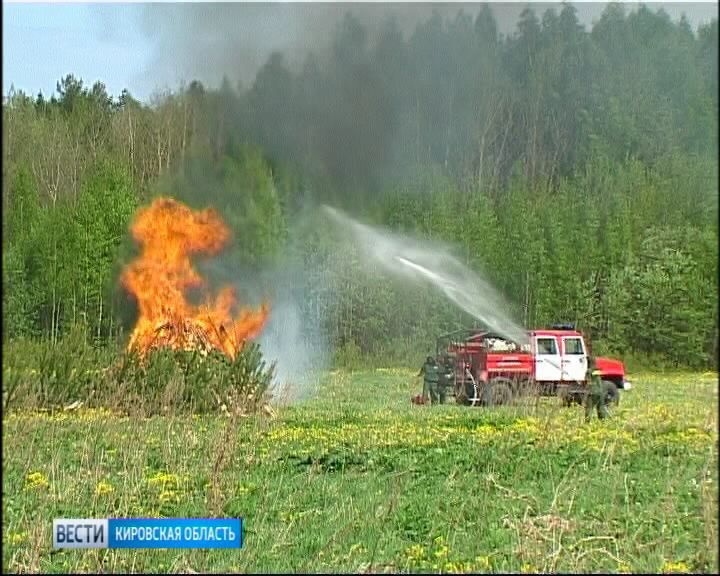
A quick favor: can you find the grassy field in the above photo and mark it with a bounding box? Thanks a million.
[3,369,718,574]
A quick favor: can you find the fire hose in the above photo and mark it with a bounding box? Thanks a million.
[464,366,480,406]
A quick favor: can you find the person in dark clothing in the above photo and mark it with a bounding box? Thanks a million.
[437,355,454,404]
[418,356,440,404]
[585,356,609,422]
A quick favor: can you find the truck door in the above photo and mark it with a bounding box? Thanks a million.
[561,336,587,382]
[533,336,562,382]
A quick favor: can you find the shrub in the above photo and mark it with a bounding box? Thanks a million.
[108,343,275,416]
[3,330,275,416]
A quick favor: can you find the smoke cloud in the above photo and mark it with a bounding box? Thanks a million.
[255,262,330,405]
[196,217,332,405]
[138,2,717,95]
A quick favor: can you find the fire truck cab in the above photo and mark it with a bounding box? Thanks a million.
[532,328,589,383]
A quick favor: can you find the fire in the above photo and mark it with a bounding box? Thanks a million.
[121,198,269,359]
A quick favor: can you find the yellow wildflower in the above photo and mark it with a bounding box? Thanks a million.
[95,481,114,496]
[434,545,449,558]
[147,471,179,488]
[9,532,28,545]
[405,544,425,561]
[25,472,49,490]
[443,561,469,573]
[662,560,690,573]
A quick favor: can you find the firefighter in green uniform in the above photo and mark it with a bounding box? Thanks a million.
[436,355,454,405]
[585,356,609,422]
[418,356,440,404]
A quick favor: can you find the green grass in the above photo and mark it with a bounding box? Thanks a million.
[3,369,718,574]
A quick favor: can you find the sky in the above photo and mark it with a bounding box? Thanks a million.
[3,4,152,99]
[3,2,718,103]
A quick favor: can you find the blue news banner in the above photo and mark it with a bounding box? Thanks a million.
[53,518,243,549]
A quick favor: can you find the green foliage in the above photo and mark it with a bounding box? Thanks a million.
[2,5,717,369]
[3,162,136,342]
[112,343,275,415]
[72,162,137,340]
[3,244,36,339]
[314,156,717,369]
[3,336,275,415]
[2,168,43,338]
[334,340,364,370]
[2,323,114,410]
[603,227,717,368]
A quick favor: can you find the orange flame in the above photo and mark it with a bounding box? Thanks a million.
[121,198,269,359]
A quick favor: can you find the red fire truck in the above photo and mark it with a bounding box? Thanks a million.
[436,325,631,406]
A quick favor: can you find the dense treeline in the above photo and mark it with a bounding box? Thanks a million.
[3,4,718,368]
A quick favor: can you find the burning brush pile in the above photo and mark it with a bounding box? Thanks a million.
[122,198,269,359]
[118,198,275,415]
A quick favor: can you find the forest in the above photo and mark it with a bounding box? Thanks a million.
[3,3,718,369]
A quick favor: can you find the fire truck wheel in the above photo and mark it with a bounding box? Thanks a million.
[483,379,513,406]
[603,381,620,406]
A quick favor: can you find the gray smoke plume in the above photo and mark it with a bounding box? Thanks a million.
[198,246,331,405]
[136,2,716,97]
[255,262,329,404]
[323,206,528,345]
